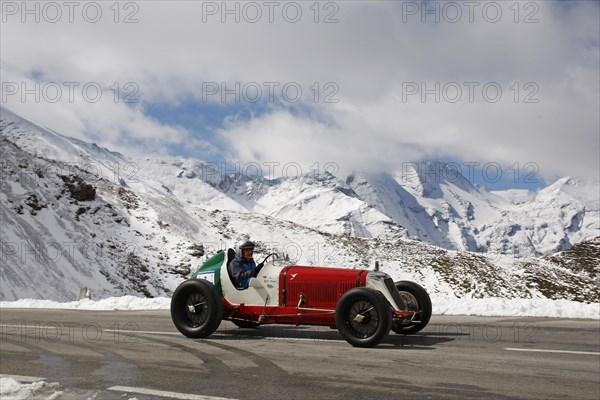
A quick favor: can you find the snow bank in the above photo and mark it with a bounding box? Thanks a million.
[432,295,600,319]
[1,295,598,319]
[0,296,170,311]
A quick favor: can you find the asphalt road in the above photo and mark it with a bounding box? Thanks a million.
[0,309,598,400]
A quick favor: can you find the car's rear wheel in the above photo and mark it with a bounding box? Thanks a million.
[171,279,223,338]
[335,287,392,347]
[391,281,432,335]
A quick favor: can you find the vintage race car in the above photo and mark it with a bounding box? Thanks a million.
[170,249,432,347]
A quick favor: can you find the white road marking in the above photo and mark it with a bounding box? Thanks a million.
[108,385,238,400]
[505,347,600,356]
[0,374,46,382]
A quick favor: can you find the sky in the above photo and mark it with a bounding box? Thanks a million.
[1,0,599,190]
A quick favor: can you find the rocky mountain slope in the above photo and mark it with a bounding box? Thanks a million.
[1,106,598,303]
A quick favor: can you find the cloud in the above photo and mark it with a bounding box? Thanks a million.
[1,1,598,181]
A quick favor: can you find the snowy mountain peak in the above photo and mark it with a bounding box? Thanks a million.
[395,160,477,199]
[1,107,598,256]
[1,106,125,166]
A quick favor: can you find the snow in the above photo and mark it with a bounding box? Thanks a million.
[1,104,598,312]
[0,377,62,400]
[491,189,535,204]
[0,377,140,399]
[3,104,599,257]
[431,295,600,319]
[0,296,170,311]
[1,295,598,319]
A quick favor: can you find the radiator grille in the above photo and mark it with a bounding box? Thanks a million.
[287,280,355,307]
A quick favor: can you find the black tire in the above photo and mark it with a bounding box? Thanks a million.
[171,279,223,338]
[232,320,260,329]
[335,287,392,347]
[391,281,432,335]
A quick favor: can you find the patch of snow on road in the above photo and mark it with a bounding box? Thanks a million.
[0,377,62,400]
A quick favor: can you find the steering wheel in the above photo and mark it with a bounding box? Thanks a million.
[260,253,279,265]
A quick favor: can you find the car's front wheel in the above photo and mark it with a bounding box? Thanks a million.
[171,279,223,338]
[391,281,432,335]
[335,287,392,347]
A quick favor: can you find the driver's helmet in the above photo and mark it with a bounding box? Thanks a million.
[237,240,255,255]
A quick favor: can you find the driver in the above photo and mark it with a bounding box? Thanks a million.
[230,240,264,289]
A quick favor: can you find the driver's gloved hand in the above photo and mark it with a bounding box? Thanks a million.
[254,262,264,276]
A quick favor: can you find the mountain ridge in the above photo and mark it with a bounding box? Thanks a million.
[1,106,598,303]
[2,106,598,256]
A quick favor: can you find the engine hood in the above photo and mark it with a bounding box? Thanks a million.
[280,266,367,308]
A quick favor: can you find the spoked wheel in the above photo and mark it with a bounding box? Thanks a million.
[184,292,209,327]
[171,279,223,338]
[335,288,392,347]
[391,281,432,335]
